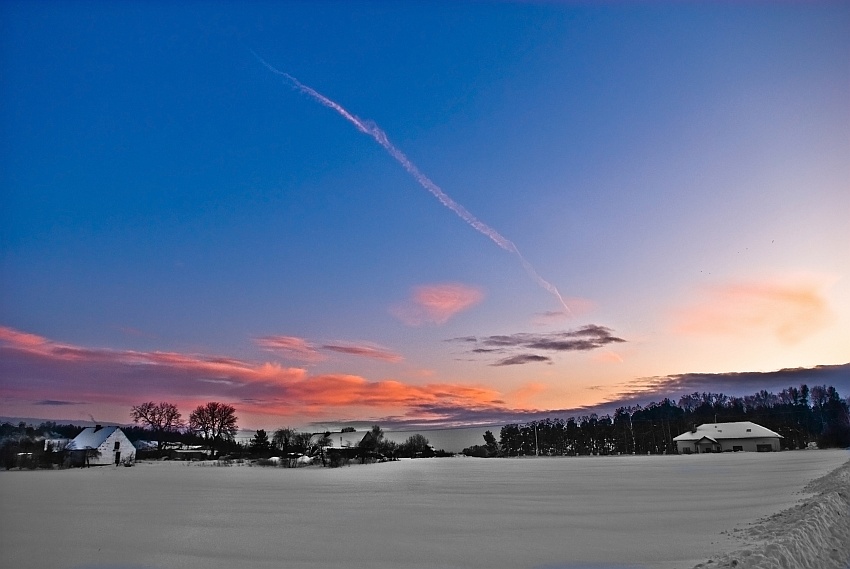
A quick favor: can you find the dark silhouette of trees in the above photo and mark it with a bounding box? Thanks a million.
[400,433,432,457]
[130,402,184,451]
[462,430,500,457]
[483,430,499,455]
[189,402,238,455]
[249,429,272,456]
[498,383,850,456]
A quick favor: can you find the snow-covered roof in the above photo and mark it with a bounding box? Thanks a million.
[66,426,123,450]
[673,422,781,442]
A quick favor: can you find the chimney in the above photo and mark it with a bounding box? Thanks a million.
[94,424,102,432]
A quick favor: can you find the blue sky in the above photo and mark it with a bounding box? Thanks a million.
[2,2,848,429]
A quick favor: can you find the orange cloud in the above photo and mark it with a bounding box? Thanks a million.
[254,335,324,362]
[674,277,833,344]
[0,325,502,422]
[391,282,484,326]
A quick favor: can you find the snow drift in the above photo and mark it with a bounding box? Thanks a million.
[697,458,850,569]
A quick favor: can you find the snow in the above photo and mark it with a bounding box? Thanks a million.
[1,450,847,569]
[700,455,850,569]
[65,426,121,451]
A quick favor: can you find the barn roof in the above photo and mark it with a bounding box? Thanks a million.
[66,426,123,450]
[673,421,781,442]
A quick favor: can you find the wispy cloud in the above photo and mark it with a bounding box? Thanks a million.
[255,335,403,363]
[531,298,596,326]
[254,335,325,363]
[455,325,626,365]
[391,283,484,326]
[34,399,84,406]
[673,277,833,344]
[321,343,403,363]
[493,354,552,366]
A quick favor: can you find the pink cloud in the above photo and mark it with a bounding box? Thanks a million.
[254,335,325,363]
[256,335,403,363]
[321,342,403,363]
[0,326,48,347]
[391,283,484,326]
[673,277,833,344]
[0,325,503,422]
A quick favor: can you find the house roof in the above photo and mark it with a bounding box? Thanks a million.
[66,426,122,450]
[673,421,781,442]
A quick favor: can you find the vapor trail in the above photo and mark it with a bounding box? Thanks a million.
[253,53,570,314]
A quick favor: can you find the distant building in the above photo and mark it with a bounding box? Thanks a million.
[43,438,70,452]
[65,425,135,466]
[673,421,782,454]
[309,430,375,450]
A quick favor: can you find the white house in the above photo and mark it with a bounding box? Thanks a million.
[66,426,135,466]
[673,421,782,454]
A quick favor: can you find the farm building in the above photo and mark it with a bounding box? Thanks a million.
[309,430,378,450]
[673,421,782,454]
[308,430,383,466]
[65,425,135,466]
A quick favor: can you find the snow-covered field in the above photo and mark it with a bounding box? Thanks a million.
[1,450,848,569]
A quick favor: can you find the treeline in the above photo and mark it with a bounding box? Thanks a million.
[464,384,850,457]
[250,426,445,466]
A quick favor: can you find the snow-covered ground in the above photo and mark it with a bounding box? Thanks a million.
[1,450,847,569]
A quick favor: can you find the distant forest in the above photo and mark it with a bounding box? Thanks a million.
[463,384,850,457]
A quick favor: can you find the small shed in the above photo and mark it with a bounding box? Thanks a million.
[673,421,782,454]
[66,425,135,466]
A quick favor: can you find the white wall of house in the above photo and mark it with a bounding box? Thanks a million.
[677,437,780,454]
[80,429,135,465]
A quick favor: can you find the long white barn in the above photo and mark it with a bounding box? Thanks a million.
[673,421,782,454]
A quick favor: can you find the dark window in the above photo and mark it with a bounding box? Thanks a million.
[733,446,743,452]
[114,441,120,450]
[756,444,772,452]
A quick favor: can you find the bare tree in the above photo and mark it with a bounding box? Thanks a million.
[272,427,297,452]
[130,402,184,451]
[189,402,238,455]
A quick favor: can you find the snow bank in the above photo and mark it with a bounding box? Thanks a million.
[696,458,850,569]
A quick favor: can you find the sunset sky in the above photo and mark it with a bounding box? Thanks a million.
[2,2,848,431]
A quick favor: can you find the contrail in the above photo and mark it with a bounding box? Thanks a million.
[253,52,570,314]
